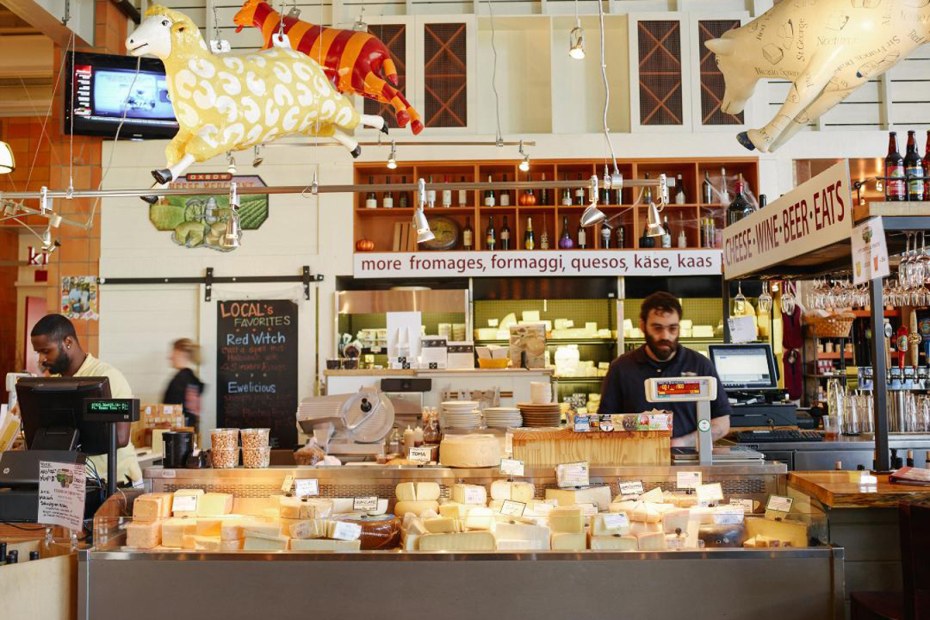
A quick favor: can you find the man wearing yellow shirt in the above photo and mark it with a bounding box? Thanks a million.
[30,314,142,485]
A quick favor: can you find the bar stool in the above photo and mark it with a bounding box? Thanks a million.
[850,502,930,620]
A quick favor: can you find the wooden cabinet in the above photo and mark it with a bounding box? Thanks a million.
[354,157,759,253]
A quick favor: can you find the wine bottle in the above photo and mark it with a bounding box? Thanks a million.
[561,187,572,206]
[639,222,656,248]
[577,222,587,249]
[500,215,511,250]
[500,174,510,206]
[524,216,535,250]
[616,226,625,248]
[924,132,930,201]
[600,165,610,204]
[441,175,452,207]
[719,167,730,204]
[486,215,496,251]
[426,175,436,208]
[574,174,585,206]
[675,174,686,204]
[458,176,468,206]
[539,173,549,205]
[643,172,653,204]
[601,226,611,249]
[365,176,377,209]
[462,216,474,250]
[559,216,573,249]
[702,171,714,204]
[886,131,906,201]
[727,174,753,226]
[677,214,687,248]
[539,218,549,249]
[399,176,409,208]
[484,175,496,207]
[661,215,672,248]
[382,177,394,209]
[905,130,924,201]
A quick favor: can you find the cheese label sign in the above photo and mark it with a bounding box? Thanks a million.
[618,480,645,496]
[603,513,630,529]
[676,471,702,489]
[281,474,295,493]
[331,521,363,541]
[500,500,526,517]
[556,462,590,488]
[172,495,198,513]
[408,447,431,463]
[464,487,486,505]
[294,479,319,498]
[353,496,379,512]
[500,458,525,477]
[696,482,724,504]
[723,161,852,279]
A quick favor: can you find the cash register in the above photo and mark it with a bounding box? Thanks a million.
[708,344,798,427]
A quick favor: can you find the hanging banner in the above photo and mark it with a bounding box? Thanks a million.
[723,161,852,279]
[353,249,721,279]
[216,299,299,448]
[851,217,890,285]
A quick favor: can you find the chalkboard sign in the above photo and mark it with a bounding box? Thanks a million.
[216,299,298,448]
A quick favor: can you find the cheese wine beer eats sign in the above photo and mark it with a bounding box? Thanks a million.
[723,162,853,280]
[216,299,299,449]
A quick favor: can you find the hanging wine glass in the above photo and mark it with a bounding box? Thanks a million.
[733,281,747,315]
[782,282,796,315]
[757,284,773,314]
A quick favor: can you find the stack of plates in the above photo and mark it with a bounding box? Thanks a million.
[484,407,522,429]
[517,403,562,428]
[441,400,481,430]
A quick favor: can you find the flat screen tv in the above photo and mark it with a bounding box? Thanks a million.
[63,51,178,140]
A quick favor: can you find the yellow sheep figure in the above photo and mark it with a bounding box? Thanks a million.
[127,5,386,201]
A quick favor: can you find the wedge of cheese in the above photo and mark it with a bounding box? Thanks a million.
[289,518,329,540]
[463,507,495,530]
[592,513,631,536]
[395,482,417,502]
[242,522,284,539]
[417,531,496,551]
[394,500,440,517]
[125,520,161,549]
[548,506,585,534]
[192,535,222,551]
[744,518,808,548]
[195,518,223,537]
[197,493,234,516]
[631,502,663,523]
[132,493,173,521]
[243,535,289,551]
[438,502,472,519]
[220,520,245,541]
[289,538,361,552]
[423,516,458,534]
[494,522,551,550]
[162,518,197,548]
[636,531,667,551]
[545,486,611,511]
[551,532,586,551]
[490,480,535,503]
[451,484,488,506]
[589,535,638,551]
[662,509,692,535]
[220,539,243,551]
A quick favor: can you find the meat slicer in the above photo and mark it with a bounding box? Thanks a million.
[296,386,395,457]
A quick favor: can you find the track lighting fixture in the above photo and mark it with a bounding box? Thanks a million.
[226,151,237,176]
[569,0,585,60]
[518,140,530,172]
[252,145,264,167]
[387,141,397,170]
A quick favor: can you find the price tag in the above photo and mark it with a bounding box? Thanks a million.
[281,474,295,493]
[504,432,513,457]
[353,496,379,512]
[729,498,755,514]
[294,479,319,498]
[676,471,702,490]
[464,486,486,505]
[573,416,591,432]
[696,482,724,504]
[500,458,525,477]
[408,447,431,463]
[577,503,598,517]
[330,521,363,541]
[172,495,198,514]
[500,500,526,517]
[765,495,793,513]
[712,507,745,525]
[618,480,645,497]
[556,462,590,488]
[603,513,630,530]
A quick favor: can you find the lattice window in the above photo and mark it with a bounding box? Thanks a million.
[364,24,407,129]
[637,21,682,126]
[423,22,467,128]
[698,20,743,126]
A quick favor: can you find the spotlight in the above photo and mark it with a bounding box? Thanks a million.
[414,178,434,243]
[226,152,237,175]
[518,140,530,172]
[646,202,665,237]
[0,140,14,174]
[39,186,49,215]
[49,213,62,228]
[252,145,264,168]
[40,226,57,252]
[387,141,397,170]
[580,205,606,227]
[221,182,241,250]
[569,24,585,60]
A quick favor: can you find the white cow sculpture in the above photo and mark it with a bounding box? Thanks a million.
[127,5,386,201]
[707,0,930,153]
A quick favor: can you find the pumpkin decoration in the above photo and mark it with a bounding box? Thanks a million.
[519,189,537,206]
[356,238,375,252]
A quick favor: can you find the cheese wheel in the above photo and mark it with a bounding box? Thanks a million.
[439,434,501,468]
[416,482,442,501]
[333,515,401,550]
[490,480,535,502]
[451,484,488,506]
[394,500,440,517]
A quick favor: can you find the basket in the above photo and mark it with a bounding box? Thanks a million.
[806,314,855,338]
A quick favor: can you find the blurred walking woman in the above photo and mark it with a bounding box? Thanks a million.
[163,338,205,431]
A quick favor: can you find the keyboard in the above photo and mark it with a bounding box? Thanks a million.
[736,430,824,443]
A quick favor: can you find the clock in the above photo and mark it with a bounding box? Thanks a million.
[421,215,461,251]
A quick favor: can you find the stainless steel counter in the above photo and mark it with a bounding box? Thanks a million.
[730,434,930,470]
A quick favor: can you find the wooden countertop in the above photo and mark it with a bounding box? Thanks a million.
[788,471,930,509]
[324,368,553,376]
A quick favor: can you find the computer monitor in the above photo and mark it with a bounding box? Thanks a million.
[15,376,115,455]
[708,344,779,391]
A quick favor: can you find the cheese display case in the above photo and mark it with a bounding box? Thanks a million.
[79,464,843,620]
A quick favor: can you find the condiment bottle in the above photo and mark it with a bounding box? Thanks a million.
[413,425,424,447]
[403,426,415,454]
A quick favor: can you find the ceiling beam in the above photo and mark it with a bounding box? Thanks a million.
[1,0,90,47]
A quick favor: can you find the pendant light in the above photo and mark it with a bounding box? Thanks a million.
[0,140,14,174]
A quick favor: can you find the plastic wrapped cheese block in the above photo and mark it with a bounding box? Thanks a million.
[394,500,440,517]
[744,518,808,548]
[609,500,637,515]
[192,535,222,551]
[221,539,243,551]
[629,521,663,536]
[698,523,747,548]
[333,515,401,550]
[490,481,535,503]
[493,522,551,550]
[195,518,223,537]
[125,520,161,549]
[463,507,494,530]
[662,509,692,535]
[438,502,472,519]
[289,519,328,540]
[548,507,585,534]
[592,514,631,536]
[545,486,611,511]
[290,538,361,552]
[439,435,501,468]
[551,532,586,551]
[589,535,638,551]
[172,489,205,517]
[242,522,283,539]
[451,484,488,506]
[636,531,667,551]
[197,493,234,516]
[417,531,496,551]
[423,517,458,533]
[277,496,334,519]
[243,535,289,551]
[133,493,173,521]
[631,502,663,524]
[220,520,245,541]
[162,518,197,548]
